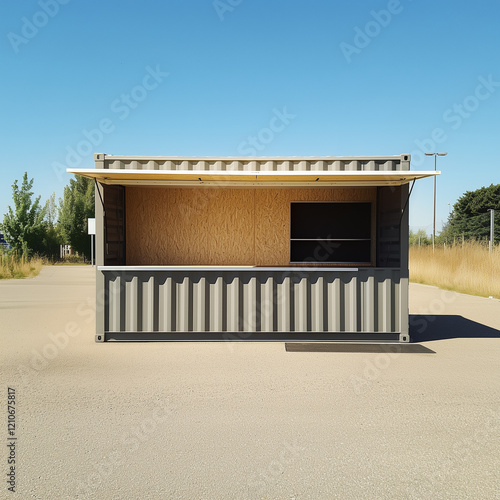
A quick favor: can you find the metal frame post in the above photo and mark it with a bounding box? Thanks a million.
[432,154,437,253]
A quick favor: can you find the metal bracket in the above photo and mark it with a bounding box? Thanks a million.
[399,333,410,343]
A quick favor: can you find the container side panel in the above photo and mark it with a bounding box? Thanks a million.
[101,269,404,338]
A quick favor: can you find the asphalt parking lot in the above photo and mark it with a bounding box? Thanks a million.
[1,266,499,499]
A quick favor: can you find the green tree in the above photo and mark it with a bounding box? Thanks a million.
[45,192,58,227]
[409,229,431,246]
[41,192,64,259]
[59,176,95,258]
[1,172,47,257]
[445,184,500,243]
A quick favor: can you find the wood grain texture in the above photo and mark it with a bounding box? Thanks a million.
[126,187,377,266]
[126,187,254,265]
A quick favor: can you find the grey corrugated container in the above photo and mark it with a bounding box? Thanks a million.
[69,154,439,343]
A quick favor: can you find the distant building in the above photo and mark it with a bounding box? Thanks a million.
[0,232,11,250]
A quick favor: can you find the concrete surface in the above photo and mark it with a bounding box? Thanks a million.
[0,266,499,500]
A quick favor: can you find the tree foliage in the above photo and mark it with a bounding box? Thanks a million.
[59,176,95,258]
[409,229,431,246]
[442,184,500,243]
[1,173,47,257]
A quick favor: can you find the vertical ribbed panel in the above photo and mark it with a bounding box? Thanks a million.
[378,277,392,332]
[276,275,291,332]
[310,276,324,332]
[158,276,173,332]
[176,276,189,332]
[363,275,375,332]
[344,275,357,332]
[125,276,138,331]
[328,278,341,331]
[294,276,308,331]
[242,276,257,332]
[192,276,206,331]
[107,274,121,332]
[260,276,274,332]
[102,269,403,335]
[141,275,154,332]
[209,276,223,331]
[226,275,239,331]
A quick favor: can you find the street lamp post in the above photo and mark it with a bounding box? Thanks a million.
[489,209,495,254]
[425,152,447,253]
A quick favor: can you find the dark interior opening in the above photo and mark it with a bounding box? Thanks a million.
[376,186,401,267]
[103,185,126,266]
[290,202,371,264]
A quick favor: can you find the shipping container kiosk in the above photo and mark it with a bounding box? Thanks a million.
[69,154,439,343]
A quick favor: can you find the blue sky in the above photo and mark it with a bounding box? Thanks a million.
[1,0,499,233]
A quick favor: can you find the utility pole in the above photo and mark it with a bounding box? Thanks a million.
[425,152,447,254]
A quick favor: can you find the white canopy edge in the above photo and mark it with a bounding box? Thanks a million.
[98,266,359,272]
[68,168,439,187]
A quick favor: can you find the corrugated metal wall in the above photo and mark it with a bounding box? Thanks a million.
[102,158,405,172]
[102,269,403,335]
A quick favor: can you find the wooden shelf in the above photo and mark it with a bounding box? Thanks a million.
[291,238,371,242]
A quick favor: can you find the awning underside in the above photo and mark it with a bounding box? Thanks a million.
[67,168,439,187]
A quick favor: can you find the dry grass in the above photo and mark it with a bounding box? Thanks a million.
[0,254,44,279]
[409,241,500,298]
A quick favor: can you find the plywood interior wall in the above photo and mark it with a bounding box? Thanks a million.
[126,187,377,266]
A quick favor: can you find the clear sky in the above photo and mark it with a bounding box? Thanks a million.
[1,0,499,234]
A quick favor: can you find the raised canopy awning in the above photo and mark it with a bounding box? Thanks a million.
[67,154,439,187]
[67,168,438,186]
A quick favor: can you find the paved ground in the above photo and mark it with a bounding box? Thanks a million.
[1,266,499,500]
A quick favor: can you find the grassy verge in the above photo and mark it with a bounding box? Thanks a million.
[409,241,500,299]
[53,255,89,265]
[0,253,90,278]
[0,254,45,279]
